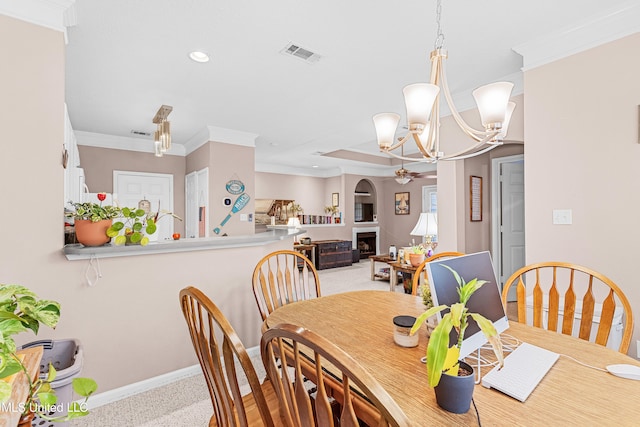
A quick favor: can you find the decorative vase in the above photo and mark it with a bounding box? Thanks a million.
[409,253,425,267]
[433,361,475,413]
[74,219,112,246]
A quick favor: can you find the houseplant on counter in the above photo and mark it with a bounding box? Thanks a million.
[106,207,157,246]
[0,284,97,424]
[410,264,503,413]
[66,193,121,246]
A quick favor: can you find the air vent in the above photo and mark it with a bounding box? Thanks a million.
[280,43,321,64]
[131,130,151,136]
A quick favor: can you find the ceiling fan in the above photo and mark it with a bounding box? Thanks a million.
[393,146,436,184]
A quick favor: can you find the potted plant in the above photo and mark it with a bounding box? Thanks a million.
[410,264,503,413]
[107,207,157,246]
[0,284,97,424]
[66,193,121,247]
[409,245,426,267]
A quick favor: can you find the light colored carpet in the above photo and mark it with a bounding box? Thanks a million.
[72,261,391,427]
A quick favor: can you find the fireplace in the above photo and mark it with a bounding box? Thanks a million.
[352,226,380,259]
[356,232,377,259]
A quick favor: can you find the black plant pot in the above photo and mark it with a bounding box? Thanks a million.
[433,361,475,413]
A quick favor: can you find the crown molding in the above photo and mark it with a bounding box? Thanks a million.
[75,131,186,156]
[0,0,76,36]
[183,125,259,155]
[513,1,640,71]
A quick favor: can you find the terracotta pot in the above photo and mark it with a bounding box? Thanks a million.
[18,411,35,427]
[433,361,475,413]
[74,219,112,246]
[409,253,425,267]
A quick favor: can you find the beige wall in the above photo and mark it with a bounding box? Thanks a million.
[78,146,186,235]
[524,33,640,356]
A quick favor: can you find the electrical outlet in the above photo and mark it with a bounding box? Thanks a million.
[552,209,572,225]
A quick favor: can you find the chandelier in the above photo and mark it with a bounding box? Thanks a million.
[373,0,516,163]
[153,105,173,157]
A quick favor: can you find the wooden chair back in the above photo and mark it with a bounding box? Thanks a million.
[180,287,275,427]
[410,251,465,296]
[252,250,321,321]
[261,323,411,427]
[502,262,634,353]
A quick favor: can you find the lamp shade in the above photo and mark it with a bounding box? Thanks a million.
[373,113,400,149]
[403,83,440,128]
[472,82,514,128]
[287,217,301,229]
[410,212,437,237]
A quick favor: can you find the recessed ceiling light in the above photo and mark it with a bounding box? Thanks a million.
[312,165,319,168]
[189,51,210,63]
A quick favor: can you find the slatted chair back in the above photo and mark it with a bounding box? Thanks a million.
[502,262,633,353]
[261,323,411,427]
[410,251,465,296]
[252,250,321,321]
[180,287,276,427]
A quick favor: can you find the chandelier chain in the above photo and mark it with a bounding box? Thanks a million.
[434,0,445,50]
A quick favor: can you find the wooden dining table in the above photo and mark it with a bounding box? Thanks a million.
[264,290,640,425]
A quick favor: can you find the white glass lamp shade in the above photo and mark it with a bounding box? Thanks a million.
[287,217,301,229]
[494,101,516,142]
[403,83,440,129]
[395,176,411,185]
[472,82,514,128]
[373,113,400,149]
[410,212,438,237]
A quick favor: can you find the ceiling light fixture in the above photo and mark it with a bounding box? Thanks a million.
[153,105,172,157]
[373,0,516,163]
[189,51,210,63]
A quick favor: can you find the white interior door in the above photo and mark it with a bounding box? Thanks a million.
[185,168,209,238]
[492,156,525,300]
[113,171,174,242]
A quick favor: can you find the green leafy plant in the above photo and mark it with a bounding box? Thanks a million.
[418,283,433,309]
[66,193,120,222]
[410,265,504,387]
[0,285,97,421]
[411,245,426,254]
[107,207,157,246]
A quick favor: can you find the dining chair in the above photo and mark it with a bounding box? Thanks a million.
[502,262,634,353]
[252,250,321,321]
[179,286,280,427]
[410,251,465,296]
[261,323,411,427]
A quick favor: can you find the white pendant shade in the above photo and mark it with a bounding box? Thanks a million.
[403,83,440,128]
[373,113,400,149]
[472,82,514,128]
[496,101,516,141]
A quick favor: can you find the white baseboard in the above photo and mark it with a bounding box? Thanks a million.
[86,345,261,409]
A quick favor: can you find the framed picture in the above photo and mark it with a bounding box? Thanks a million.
[332,192,339,207]
[470,176,482,221]
[395,192,410,215]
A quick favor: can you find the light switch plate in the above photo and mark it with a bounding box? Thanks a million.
[240,214,248,222]
[552,209,572,225]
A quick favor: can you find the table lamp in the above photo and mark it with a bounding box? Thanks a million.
[287,217,301,229]
[410,213,437,256]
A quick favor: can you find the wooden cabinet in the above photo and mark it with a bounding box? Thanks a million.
[314,240,352,270]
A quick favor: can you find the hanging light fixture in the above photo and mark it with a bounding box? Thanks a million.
[152,105,173,157]
[373,0,516,163]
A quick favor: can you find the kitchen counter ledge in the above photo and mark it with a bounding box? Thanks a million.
[62,228,305,260]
